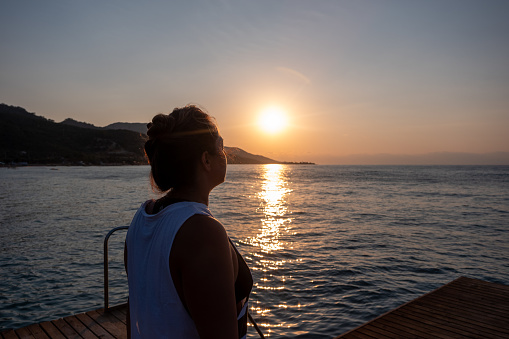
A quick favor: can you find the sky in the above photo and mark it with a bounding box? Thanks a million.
[1,0,508,164]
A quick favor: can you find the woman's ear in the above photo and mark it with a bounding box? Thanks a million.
[200,151,212,171]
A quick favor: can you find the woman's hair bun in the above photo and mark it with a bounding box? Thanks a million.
[146,114,175,140]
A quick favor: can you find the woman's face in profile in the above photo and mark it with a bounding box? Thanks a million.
[212,135,227,186]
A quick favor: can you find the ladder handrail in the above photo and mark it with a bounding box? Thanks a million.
[104,226,129,310]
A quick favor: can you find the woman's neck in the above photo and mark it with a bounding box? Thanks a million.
[165,187,210,206]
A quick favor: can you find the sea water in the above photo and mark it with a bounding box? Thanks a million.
[0,165,508,338]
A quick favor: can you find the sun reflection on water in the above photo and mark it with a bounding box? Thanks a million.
[251,164,293,254]
[247,164,294,336]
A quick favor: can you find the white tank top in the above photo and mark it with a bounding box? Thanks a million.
[126,201,211,339]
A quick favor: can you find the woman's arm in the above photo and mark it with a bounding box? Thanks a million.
[171,214,238,339]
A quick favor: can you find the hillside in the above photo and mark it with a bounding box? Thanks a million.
[104,122,147,135]
[60,118,101,130]
[0,104,147,165]
[0,104,280,165]
[61,119,148,135]
[224,147,279,164]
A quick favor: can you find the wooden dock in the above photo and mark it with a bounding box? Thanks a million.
[2,276,508,338]
[335,276,509,339]
[1,304,127,339]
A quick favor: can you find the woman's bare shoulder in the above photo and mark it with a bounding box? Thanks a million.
[179,214,227,243]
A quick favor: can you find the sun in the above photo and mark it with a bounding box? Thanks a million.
[258,107,288,134]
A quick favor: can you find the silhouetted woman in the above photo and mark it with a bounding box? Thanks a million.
[124,105,252,338]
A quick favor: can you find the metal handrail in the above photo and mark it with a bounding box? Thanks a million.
[248,312,266,338]
[104,226,129,310]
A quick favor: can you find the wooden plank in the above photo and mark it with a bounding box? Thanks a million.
[340,331,375,339]
[106,304,127,325]
[86,310,125,338]
[412,300,508,336]
[440,293,509,315]
[416,294,509,330]
[1,329,19,339]
[14,326,34,339]
[408,292,509,337]
[403,303,480,334]
[368,316,432,338]
[340,330,376,339]
[381,313,456,339]
[113,306,126,317]
[455,277,509,294]
[38,322,63,339]
[420,286,507,312]
[430,287,509,312]
[369,321,426,339]
[355,326,395,339]
[446,281,509,301]
[404,303,504,339]
[25,324,49,339]
[105,308,126,325]
[74,313,114,339]
[389,308,470,339]
[64,316,97,339]
[50,318,82,339]
[361,322,412,339]
[410,300,509,337]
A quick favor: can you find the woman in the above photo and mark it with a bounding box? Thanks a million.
[124,105,253,338]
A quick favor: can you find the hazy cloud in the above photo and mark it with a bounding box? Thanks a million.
[276,67,311,84]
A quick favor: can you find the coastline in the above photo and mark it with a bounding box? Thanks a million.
[0,160,317,167]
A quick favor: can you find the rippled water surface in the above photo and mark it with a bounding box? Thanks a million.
[1,165,508,338]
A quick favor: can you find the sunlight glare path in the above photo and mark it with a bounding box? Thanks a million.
[254,164,293,254]
[247,164,295,335]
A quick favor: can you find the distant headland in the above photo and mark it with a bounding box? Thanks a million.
[0,104,314,166]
